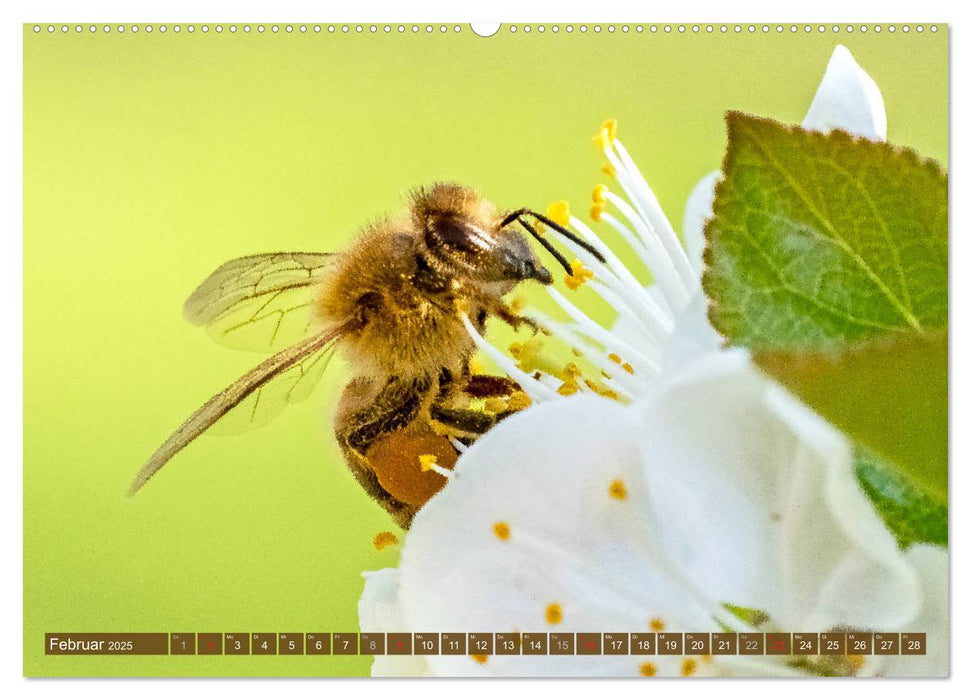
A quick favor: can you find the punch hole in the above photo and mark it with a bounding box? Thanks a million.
[471,23,500,37]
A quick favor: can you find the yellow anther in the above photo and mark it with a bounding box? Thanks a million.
[545,603,563,625]
[602,118,618,142]
[418,454,438,472]
[601,369,613,380]
[571,347,583,357]
[546,200,571,227]
[484,397,508,414]
[506,391,532,411]
[589,202,606,222]
[601,161,616,178]
[649,617,665,632]
[454,298,471,315]
[609,479,628,500]
[493,521,511,541]
[639,662,657,677]
[608,352,622,364]
[471,654,488,664]
[557,378,579,396]
[508,336,545,373]
[592,184,608,204]
[681,658,697,677]
[565,259,594,290]
[622,362,634,375]
[561,362,582,379]
[372,531,399,551]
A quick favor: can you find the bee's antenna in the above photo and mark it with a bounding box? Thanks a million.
[521,209,607,263]
[502,208,607,264]
[516,216,573,275]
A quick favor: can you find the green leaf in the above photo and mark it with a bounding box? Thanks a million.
[703,112,947,351]
[855,448,947,548]
[756,329,947,500]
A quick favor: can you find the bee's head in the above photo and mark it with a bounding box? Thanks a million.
[412,183,553,288]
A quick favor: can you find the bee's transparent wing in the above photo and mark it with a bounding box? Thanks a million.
[207,341,336,436]
[130,321,354,495]
[184,252,334,352]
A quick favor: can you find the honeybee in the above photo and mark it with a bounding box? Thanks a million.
[130,183,603,528]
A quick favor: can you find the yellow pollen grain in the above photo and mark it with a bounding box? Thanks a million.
[468,356,484,375]
[608,352,622,364]
[609,479,628,501]
[484,397,508,414]
[622,362,634,374]
[847,654,865,670]
[601,161,616,178]
[545,603,563,625]
[557,379,579,396]
[649,617,665,632]
[418,454,438,472]
[471,654,488,664]
[571,347,583,357]
[589,202,605,222]
[681,658,697,677]
[506,391,532,411]
[492,521,511,541]
[546,200,571,227]
[454,298,470,316]
[639,662,657,677]
[372,531,398,551]
[592,183,608,204]
[702,654,713,665]
[508,295,527,315]
[565,259,594,290]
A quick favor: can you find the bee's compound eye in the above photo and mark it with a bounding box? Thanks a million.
[426,213,495,257]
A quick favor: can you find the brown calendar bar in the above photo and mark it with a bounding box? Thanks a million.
[42,632,929,655]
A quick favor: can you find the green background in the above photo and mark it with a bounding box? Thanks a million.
[23,23,948,676]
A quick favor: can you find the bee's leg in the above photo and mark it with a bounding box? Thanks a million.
[336,376,433,528]
[343,377,430,453]
[496,306,546,334]
[430,404,516,436]
[462,374,520,399]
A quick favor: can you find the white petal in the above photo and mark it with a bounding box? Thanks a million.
[767,389,922,631]
[634,352,921,633]
[359,568,429,677]
[397,397,722,676]
[876,545,949,677]
[802,45,887,140]
[659,292,722,374]
[681,170,720,276]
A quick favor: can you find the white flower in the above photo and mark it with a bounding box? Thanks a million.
[358,45,947,678]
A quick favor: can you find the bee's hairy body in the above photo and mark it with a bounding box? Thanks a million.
[130,182,600,530]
